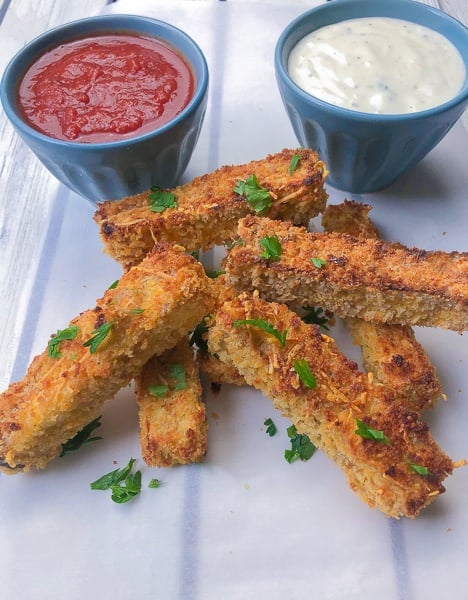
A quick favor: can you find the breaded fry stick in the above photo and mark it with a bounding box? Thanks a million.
[224,215,468,332]
[0,243,215,473]
[94,148,328,269]
[135,339,207,467]
[207,293,453,518]
[322,200,442,411]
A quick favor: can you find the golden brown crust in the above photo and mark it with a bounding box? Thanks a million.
[94,148,328,269]
[322,199,380,238]
[197,350,246,386]
[224,215,468,331]
[0,243,215,473]
[135,339,207,467]
[322,200,442,411]
[207,293,453,518]
[345,319,442,412]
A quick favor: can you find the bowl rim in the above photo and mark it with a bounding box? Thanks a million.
[0,13,209,148]
[274,0,468,122]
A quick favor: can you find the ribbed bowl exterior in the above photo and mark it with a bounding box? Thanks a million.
[275,0,468,193]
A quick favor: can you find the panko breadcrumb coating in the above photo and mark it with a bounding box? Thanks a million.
[0,243,215,473]
[207,293,454,518]
[224,215,468,332]
[322,200,442,411]
[94,148,328,269]
[193,275,247,386]
[135,339,207,467]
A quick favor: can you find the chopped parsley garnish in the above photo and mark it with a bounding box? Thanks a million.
[108,279,119,290]
[293,359,317,389]
[289,153,301,175]
[410,463,430,476]
[233,174,272,214]
[60,416,103,457]
[169,363,186,391]
[131,308,145,314]
[191,250,200,261]
[83,322,113,354]
[264,418,277,437]
[234,318,287,347]
[259,234,282,261]
[311,257,327,268]
[148,385,170,398]
[205,269,225,279]
[90,458,142,504]
[190,318,210,353]
[47,325,79,359]
[90,457,142,503]
[148,187,177,213]
[284,425,316,463]
[301,305,330,330]
[355,419,391,444]
[148,478,163,489]
[148,364,186,399]
[110,470,142,504]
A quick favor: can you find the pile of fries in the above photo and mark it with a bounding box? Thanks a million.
[1,148,467,519]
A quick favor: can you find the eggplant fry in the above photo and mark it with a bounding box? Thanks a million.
[94,148,328,269]
[135,339,207,467]
[224,215,468,332]
[322,200,442,411]
[0,243,215,473]
[207,292,454,518]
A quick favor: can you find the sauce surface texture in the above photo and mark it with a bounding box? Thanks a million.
[288,17,466,114]
[18,34,194,142]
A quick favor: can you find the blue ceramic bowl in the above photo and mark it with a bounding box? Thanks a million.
[275,0,468,193]
[0,15,209,203]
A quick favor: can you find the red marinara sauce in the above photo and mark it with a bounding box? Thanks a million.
[18,34,194,143]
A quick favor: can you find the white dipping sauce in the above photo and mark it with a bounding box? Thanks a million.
[288,17,466,114]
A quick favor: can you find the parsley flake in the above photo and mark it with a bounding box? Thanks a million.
[301,305,330,330]
[47,325,79,359]
[169,364,186,391]
[148,364,186,399]
[111,470,142,504]
[90,458,142,504]
[148,478,164,489]
[83,322,113,354]
[148,385,170,398]
[148,187,177,213]
[108,279,119,290]
[264,418,277,437]
[60,416,103,457]
[293,359,317,389]
[205,269,226,279]
[91,457,136,490]
[410,463,430,476]
[259,234,282,261]
[311,257,327,268]
[284,425,316,463]
[355,419,391,444]
[234,318,287,347]
[289,153,301,175]
[233,174,272,214]
[190,318,210,353]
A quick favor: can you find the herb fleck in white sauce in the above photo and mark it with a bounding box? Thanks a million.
[288,17,466,114]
